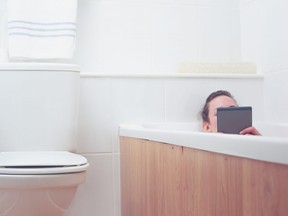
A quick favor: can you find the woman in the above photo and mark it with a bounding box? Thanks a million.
[200,90,261,135]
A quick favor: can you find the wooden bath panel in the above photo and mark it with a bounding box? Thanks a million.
[120,136,288,216]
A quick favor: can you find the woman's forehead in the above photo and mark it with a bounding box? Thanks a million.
[209,95,238,110]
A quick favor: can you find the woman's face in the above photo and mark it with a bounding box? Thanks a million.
[202,95,238,133]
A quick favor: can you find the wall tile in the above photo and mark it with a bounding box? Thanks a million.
[113,153,121,216]
[150,4,201,73]
[110,78,166,152]
[239,0,256,6]
[264,71,288,123]
[0,0,7,51]
[197,6,242,62]
[214,78,264,122]
[0,0,6,11]
[240,0,262,65]
[78,78,113,153]
[110,78,165,124]
[75,1,154,73]
[165,78,217,122]
[198,0,238,6]
[68,154,114,216]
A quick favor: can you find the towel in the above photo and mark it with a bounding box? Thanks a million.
[7,0,78,60]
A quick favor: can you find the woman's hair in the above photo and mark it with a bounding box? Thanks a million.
[200,90,236,123]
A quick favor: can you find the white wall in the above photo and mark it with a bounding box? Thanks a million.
[0,0,270,216]
[240,0,288,123]
[74,0,241,74]
[0,0,8,60]
[68,76,263,216]
[68,1,259,216]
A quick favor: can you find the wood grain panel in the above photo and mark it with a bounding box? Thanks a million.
[120,137,288,216]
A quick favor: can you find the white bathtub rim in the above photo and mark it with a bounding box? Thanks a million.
[119,122,288,165]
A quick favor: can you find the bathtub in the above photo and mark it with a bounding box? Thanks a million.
[119,122,288,165]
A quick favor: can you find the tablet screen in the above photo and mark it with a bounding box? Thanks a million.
[217,106,252,134]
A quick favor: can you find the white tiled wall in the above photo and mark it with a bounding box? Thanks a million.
[0,0,286,216]
[66,75,263,216]
[0,0,8,58]
[164,77,264,122]
[78,78,113,153]
[240,0,288,123]
[68,154,114,216]
[74,0,241,74]
[240,0,262,66]
[264,72,288,123]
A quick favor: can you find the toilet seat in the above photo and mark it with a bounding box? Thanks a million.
[0,151,89,175]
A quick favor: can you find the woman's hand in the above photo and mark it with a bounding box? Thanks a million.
[240,126,261,135]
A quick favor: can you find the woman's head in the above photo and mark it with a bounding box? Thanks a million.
[200,90,238,132]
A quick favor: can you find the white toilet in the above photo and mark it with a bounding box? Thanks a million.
[0,63,89,216]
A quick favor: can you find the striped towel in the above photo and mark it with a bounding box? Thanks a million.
[7,0,78,60]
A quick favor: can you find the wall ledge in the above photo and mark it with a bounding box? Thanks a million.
[80,73,264,79]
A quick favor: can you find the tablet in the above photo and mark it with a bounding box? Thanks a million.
[217,106,252,134]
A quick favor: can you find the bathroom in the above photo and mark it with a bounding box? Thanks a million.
[0,0,287,215]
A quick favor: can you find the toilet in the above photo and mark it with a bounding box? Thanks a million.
[0,63,89,216]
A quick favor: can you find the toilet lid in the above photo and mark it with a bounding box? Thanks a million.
[0,151,89,175]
